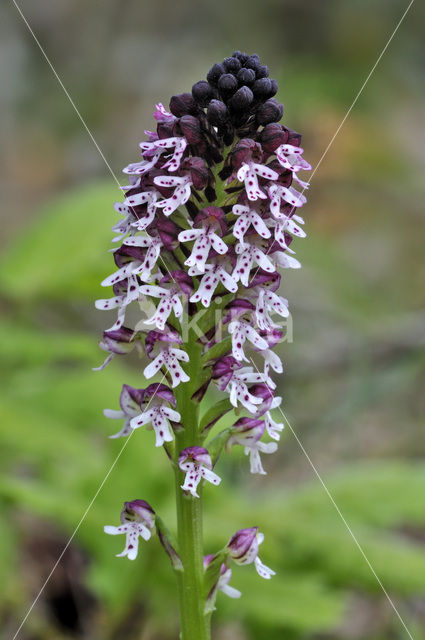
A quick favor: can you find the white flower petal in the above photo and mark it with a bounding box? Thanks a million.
[104,524,130,535]
[254,556,276,579]
[103,409,125,419]
[143,352,165,379]
[130,408,155,429]
[200,467,221,486]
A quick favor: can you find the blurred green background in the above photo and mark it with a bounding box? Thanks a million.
[1,1,425,639]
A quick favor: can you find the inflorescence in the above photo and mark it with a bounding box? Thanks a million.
[97,50,310,601]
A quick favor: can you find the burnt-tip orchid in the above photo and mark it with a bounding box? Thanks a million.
[95,50,309,640]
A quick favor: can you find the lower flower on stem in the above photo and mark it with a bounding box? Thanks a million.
[104,500,155,560]
[227,527,276,579]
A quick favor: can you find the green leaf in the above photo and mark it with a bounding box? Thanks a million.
[155,515,183,572]
[203,549,228,614]
[205,428,232,465]
[201,336,232,366]
[200,398,233,435]
[195,293,233,335]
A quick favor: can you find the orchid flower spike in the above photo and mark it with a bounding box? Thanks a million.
[97,49,310,629]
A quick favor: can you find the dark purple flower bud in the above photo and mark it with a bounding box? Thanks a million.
[285,127,302,147]
[155,217,179,251]
[231,138,262,169]
[218,73,238,98]
[237,68,256,86]
[113,244,145,268]
[120,384,145,413]
[258,123,289,153]
[274,170,294,190]
[194,206,227,235]
[222,125,235,146]
[223,299,255,323]
[101,327,136,354]
[139,169,163,192]
[228,86,254,112]
[232,51,248,65]
[145,328,182,357]
[252,77,273,99]
[256,64,269,79]
[179,115,203,145]
[256,99,284,125]
[269,79,278,97]
[182,156,209,190]
[223,56,241,73]
[122,499,155,529]
[169,93,197,117]
[192,80,215,107]
[211,355,241,379]
[206,63,225,85]
[247,269,281,291]
[157,121,175,139]
[245,54,260,71]
[143,383,176,406]
[207,99,229,126]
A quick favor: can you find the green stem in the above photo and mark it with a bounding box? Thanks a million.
[173,329,210,640]
[175,475,209,640]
